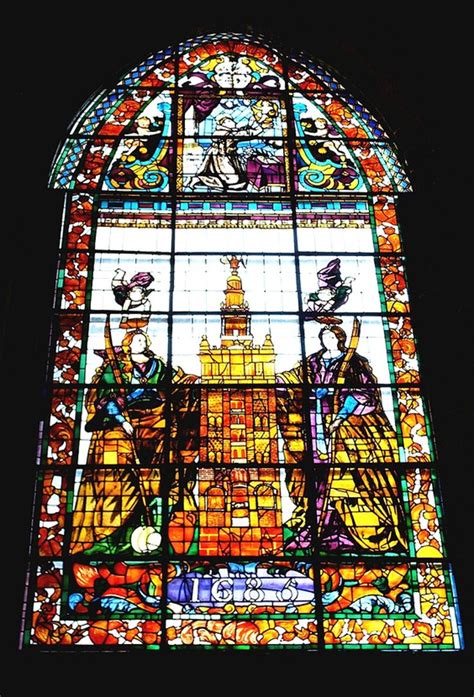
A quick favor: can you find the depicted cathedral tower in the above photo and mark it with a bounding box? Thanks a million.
[197,256,282,555]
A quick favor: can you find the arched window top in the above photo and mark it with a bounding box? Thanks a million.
[50,32,411,193]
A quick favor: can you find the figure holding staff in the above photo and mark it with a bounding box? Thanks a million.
[276,316,407,553]
[70,316,199,556]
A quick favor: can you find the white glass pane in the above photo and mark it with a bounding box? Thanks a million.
[175,226,294,253]
[90,253,170,312]
[95,225,172,253]
[298,225,375,253]
[173,255,298,312]
[299,255,382,313]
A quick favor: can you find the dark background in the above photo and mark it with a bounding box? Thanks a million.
[3,9,472,693]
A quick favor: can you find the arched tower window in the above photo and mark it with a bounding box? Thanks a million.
[21,32,463,651]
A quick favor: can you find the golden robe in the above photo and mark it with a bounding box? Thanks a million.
[70,354,198,554]
[276,350,407,552]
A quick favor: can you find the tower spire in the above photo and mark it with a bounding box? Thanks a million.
[220,255,252,347]
[199,256,275,383]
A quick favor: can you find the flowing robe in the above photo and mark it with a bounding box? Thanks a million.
[276,350,407,553]
[193,124,254,190]
[70,354,198,554]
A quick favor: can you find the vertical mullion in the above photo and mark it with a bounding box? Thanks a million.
[61,194,101,624]
[370,193,415,562]
[23,189,85,646]
[368,196,406,459]
[282,53,324,651]
[158,44,179,653]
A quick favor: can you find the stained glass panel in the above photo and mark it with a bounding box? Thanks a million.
[22,32,462,653]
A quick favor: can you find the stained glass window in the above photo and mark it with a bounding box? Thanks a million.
[21,32,463,651]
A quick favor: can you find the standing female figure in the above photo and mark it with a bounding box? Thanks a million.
[71,329,198,556]
[277,323,407,553]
